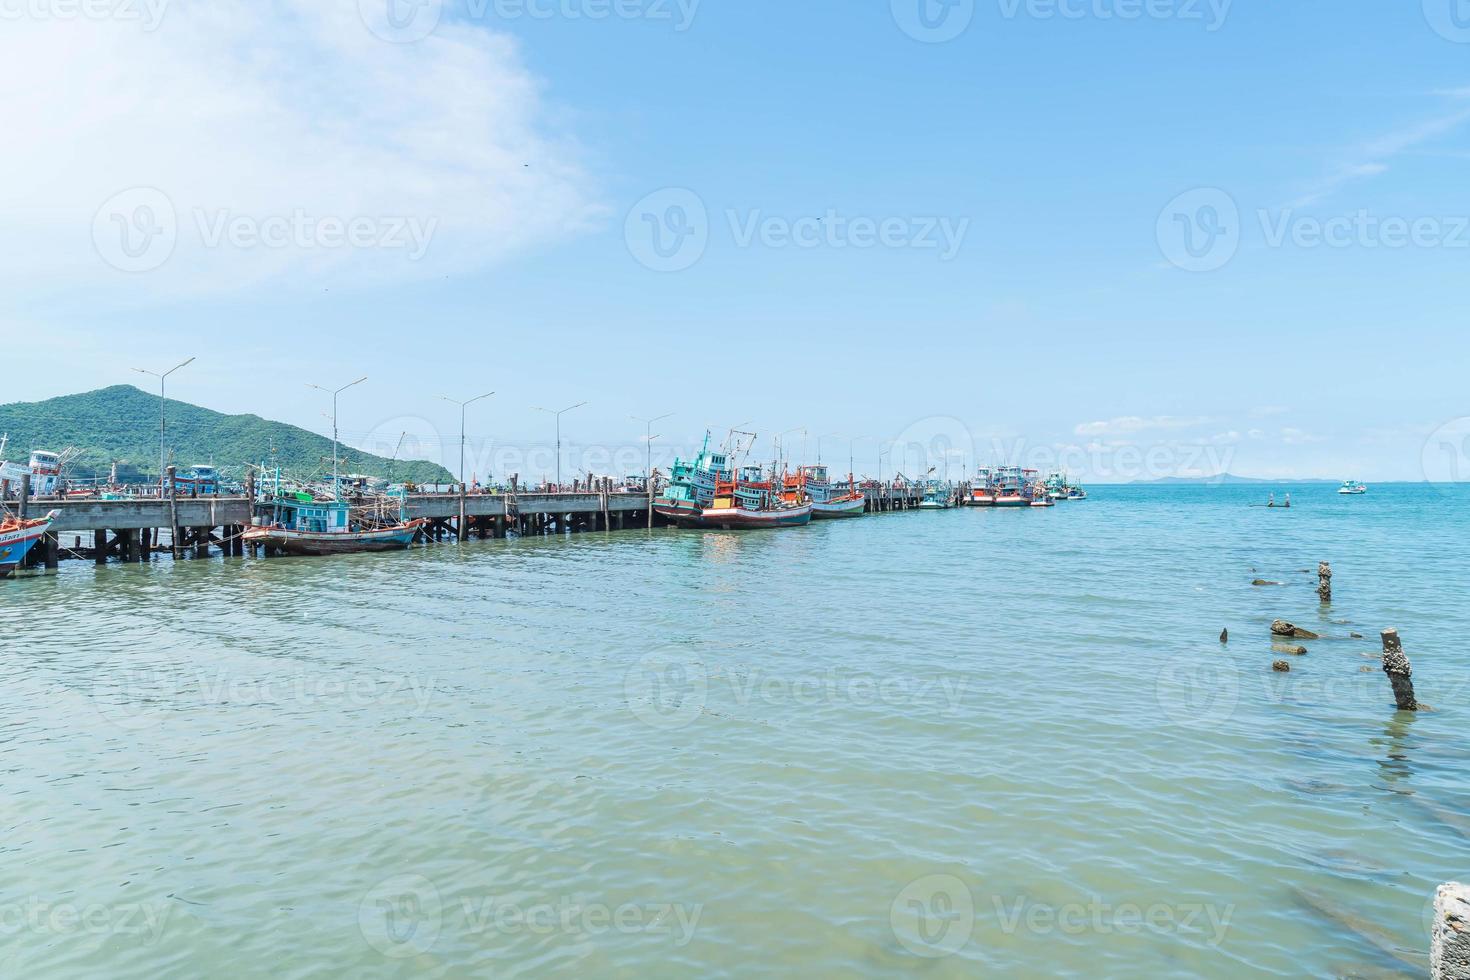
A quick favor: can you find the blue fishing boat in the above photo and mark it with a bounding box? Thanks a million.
[243,471,425,556]
[653,432,733,523]
[918,479,954,509]
[0,509,58,577]
[169,464,220,495]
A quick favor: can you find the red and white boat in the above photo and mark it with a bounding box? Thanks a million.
[787,464,866,520]
[0,510,58,577]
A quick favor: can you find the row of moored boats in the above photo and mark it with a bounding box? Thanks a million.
[650,434,1088,530]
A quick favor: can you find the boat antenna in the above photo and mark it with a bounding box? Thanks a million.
[388,431,406,485]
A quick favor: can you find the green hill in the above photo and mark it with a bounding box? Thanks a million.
[0,386,453,485]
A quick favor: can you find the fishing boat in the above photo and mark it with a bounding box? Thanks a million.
[788,464,866,519]
[967,467,996,506]
[918,478,954,509]
[991,466,1034,507]
[169,464,220,495]
[655,432,812,530]
[242,470,426,556]
[0,510,58,577]
[0,443,65,497]
[653,432,734,523]
[1338,480,1367,495]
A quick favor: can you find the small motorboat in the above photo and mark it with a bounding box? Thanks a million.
[1338,481,1367,495]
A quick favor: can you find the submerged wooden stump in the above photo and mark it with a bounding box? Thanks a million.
[1380,628,1418,711]
[1432,882,1470,980]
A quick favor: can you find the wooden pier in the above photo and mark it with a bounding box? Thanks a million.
[11,482,933,571]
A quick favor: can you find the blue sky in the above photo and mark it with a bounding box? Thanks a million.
[6,0,1470,482]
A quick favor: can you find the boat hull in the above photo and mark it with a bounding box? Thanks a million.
[242,520,426,556]
[653,498,703,524]
[992,495,1030,507]
[810,497,866,519]
[0,524,48,576]
[665,503,813,530]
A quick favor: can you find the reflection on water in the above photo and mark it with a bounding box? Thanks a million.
[2,484,1468,978]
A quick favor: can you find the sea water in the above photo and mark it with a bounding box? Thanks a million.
[3,483,1467,977]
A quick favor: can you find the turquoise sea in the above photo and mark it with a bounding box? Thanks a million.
[3,483,1467,977]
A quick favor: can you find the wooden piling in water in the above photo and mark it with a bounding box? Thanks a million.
[458,483,468,541]
[166,466,180,559]
[1380,628,1419,712]
[17,473,29,520]
[1317,561,1332,604]
[1432,881,1470,980]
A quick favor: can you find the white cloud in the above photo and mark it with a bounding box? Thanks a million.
[1288,101,1470,208]
[1073,415,1209,437]
[0,0,600,294]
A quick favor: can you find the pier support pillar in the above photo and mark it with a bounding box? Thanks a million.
[95,530,108,564]
[166,466,181,559]
[44,532,58,570]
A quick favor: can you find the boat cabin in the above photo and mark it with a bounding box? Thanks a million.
[263,493,351,533]
[28,450,61,495]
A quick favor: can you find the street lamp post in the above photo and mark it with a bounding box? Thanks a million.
[132,356,195,491]
[533,401,587,490]
[440,391,495,487]
[308,376,367,500]
[630,412,673,484]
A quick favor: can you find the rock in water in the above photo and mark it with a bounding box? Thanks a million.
[1273,643,1309,656]
[1220,628,1229,644]
[1272,660,1291,672]
[1252,579,1282,586]
[1430,881,1470,980]
[1271,619,1319,639]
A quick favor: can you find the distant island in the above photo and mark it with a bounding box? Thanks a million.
[0,385,454,485]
